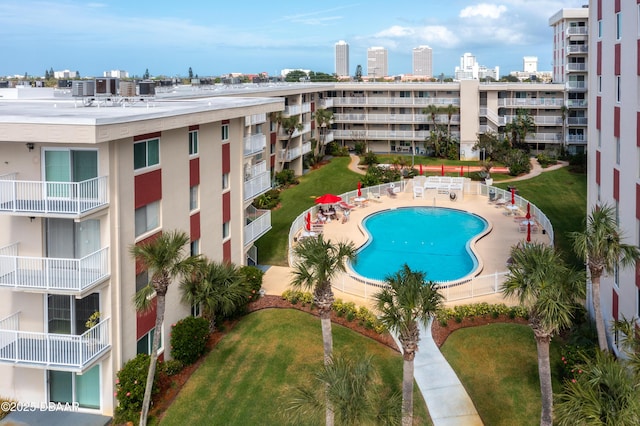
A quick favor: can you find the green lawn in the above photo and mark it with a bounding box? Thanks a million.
[495,167,587,267]
[158,309,431,426]
[440,323,564,426]
[256,157,362,265]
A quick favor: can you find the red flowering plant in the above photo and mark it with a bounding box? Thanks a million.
[114,353,159,424]
[240,265,264,303]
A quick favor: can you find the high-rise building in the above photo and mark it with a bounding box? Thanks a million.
[454,53,499,80]
[523,57,538,73]
[412,46,433,77]
[586,2,639,354]
[549,7,589,154]
[367,47,388,78]
[335,40,350,77]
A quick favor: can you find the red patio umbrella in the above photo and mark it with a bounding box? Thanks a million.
[441,164,444,176]
[315,194,342,205]
[526,202,531,220]
[510,187,515,205]
[460,166,464,177]
[357,181,362,197]
[526,202,532,242]
[419,164,423,175]
[305,211,311,231]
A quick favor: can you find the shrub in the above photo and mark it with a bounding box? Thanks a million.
[435,303,528,325]
[252,189,280,210]
[161,359,184,376]
[240,265,264,303]
[275,169,298,187]
[114,354,158,423]
[170,316,210,365]
[536,153,557,168]
[362,151,379,166]
[325,142,349,156]
[354,141,367,155]
[504,149,532,176]
[567,152,587,173]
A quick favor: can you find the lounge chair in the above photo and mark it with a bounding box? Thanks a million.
[387,187,397,198]
[367,192,383,203]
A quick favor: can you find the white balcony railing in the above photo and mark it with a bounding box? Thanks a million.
[497,98,564,107]
[0,312,110,371]
[567,117,588,126]
[0,175,109,217]
[566,27,588,36]
[525,133,562,142]
[0,243,110,294]
[323,131,335,144]
[333,113,459,125]
[565,81,587,91]
[243,134,267,156]
[278,146,302,162]
[566,63,587,72]
[318,99,333,109]
[301,102,312,114]
[567,99,587,108]
[331,97,460,107]
[302,141,312,155]
[499,115,562,126]
[244,172,271,201]
[566,45,588,54]
[244,207,271,246]
[245,113,266,126]
[333,129,433,141]
[566,134,587,143]
[283,104,301,116]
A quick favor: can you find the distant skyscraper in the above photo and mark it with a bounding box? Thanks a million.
[412,46,433,77]
[335,40,350,77]
[367,47,388,78]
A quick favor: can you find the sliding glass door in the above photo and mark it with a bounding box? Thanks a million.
[44,149,97,198]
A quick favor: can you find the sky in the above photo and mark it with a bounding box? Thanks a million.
[0,0,589,79]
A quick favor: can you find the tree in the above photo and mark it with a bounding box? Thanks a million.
[188,67,193,79]
[355,65,362,82]
[144,68,150,79]
[374,264,444,426]
[443,104,459,144]
[180,259,251,332]
[130,230,201,426]
[502,242,585,426]
[505,108,534,150]
[570,204,640,351]
[560,104,568,153]
[285,70,309,82]
[290,235,357,426]
[283,353,402,425]
[44,69,49,79]
[314,108,334,159]
[554,350,640,425]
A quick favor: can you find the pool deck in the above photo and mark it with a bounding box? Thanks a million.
[261,186,550,426]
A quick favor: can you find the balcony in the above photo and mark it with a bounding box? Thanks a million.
[497,98,564,108]
[566,134,587,143]
[280,122,312,139]
[524,133,562,143]
[566,63,587,72]
[565,81,587,91]
[244,206,271,246]
[243,134,267,157]
[499,115,562,126]
[0,243,110,296]
[567,117,588,126]
[323,131,335,144]
[0,174,109,218]
[318,99,333,109]
[331,97,460,107]
[244,162,271,201]
[301,102,312,114]
[278,146,302,162]
[566,45,588,54]
[302,141,312,155]
[283,104,302,116]
[0,312,110,372]
[566,27,588,37]
[566,99,587,108]
[333,129,433,141]
[245,113,267,126]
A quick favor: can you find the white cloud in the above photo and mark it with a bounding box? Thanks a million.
[375,25,414,38]
[459,3,507,19]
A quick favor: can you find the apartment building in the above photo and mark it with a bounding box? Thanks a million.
[367,47,388,78]
[587,0,640,353]
[412,46,433,78]
[335,40,350,78]
[549,6,589,154]
[0,89,281,415]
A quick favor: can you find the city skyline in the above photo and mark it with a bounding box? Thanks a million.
[0,0,588,78]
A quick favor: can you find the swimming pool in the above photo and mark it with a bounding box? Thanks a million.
[351,207,488,282]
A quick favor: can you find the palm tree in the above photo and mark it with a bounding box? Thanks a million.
[554,350,640,425]
[290,234,357,426]
[270,111,303,171]
[130,230,201,426]
[314,108,334,158]
[283,353,402,425]
[444,104,460,145]
[374,264,444,426]
[570,204,640,351]
[180,259,251,332]
[502,242,585,426]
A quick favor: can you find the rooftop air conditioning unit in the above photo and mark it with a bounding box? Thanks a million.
[96,78,117,95]
[72,80,95,97]
[119,81,136,97]
[139,81,156,96]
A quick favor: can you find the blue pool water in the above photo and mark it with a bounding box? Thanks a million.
[351,207,488,282]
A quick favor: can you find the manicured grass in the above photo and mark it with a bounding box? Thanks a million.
[256,157,362,265]
[495,168,587,268]
[158,309,431,426]
[440,323,563,426]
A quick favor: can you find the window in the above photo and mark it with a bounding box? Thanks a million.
[616,12,622,40]
[598,76,602,93]
[134,139,159,170]
[190,239,199,256]
[637,287,640,317]
[616,138,621,165]
[189,131,198,156]
[135,200,160,237]
[617,76,621,103]
[190,185,199,211]
[221,124,229,141]
[223,221,230,239]
[598,20,602,38]
[137,327,163,355]
[614,263,619,288]
[136,270,148,293]
[222,173,229,190]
